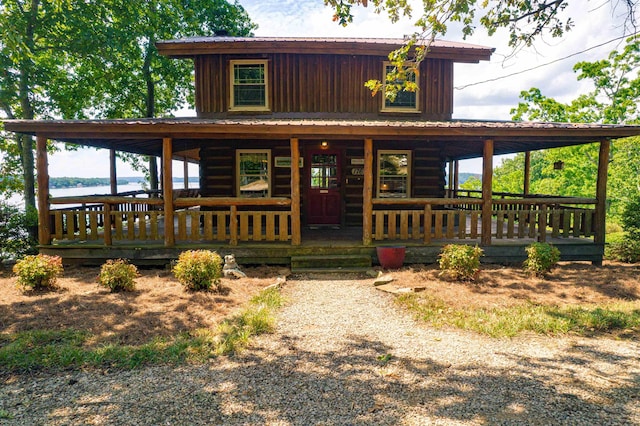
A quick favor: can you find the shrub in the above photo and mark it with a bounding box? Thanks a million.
[438,244,483,281]
[13,254,63,290]
[622,194,640,239]
[605,238,640,263]
[173,250,223,291]
[98,259,138,292]
[523,242,561,277]
[0,202,37,262]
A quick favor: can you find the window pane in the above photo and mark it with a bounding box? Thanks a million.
[384,65,417,110]
[232,63,266,107]
[310,154,338,189]
[239,152,269,197]
[379,153,409,197]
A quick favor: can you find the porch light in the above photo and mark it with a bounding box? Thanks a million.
[321,141,329,148]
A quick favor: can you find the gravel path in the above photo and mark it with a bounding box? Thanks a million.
[2,277,639,425]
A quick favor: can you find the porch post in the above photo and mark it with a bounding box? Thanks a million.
[447,160,454,197]
[183,157,189,189]
[595,139,610,248]
[453,160,459,198]
[36,135,51,245]
[481,139,494,246]
[363,138,373,245]
[163,137,175,247]
[290,137,301,246]
[110,148,117,195]
[523,151,531,196]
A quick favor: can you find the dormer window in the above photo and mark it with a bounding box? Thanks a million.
[230,60,270,111]
[381,62,419,113]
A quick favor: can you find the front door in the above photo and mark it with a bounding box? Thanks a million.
[306,150,342,226]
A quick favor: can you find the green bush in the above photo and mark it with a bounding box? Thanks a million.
[0,202,37,262]
[622,194,640,239]
[97,259,138,292]
[523,242,561,277]
[13,254,63,290]
[605,238,640,263]
[438,244,483,281]
[173,250,223,291]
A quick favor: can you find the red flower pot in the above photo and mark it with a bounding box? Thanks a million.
[376,246,406,269]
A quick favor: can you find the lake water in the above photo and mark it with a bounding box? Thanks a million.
[7,181,199,209]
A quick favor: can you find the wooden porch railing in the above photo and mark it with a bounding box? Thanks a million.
[372,197,597,242]
[48,195,293,246]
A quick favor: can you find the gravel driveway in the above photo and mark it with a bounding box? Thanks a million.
[2,277,639,425]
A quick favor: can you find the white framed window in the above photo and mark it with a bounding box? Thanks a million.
[377,150,411,198]
[237,150,271,198]
[229,60,269,111]
[381,62,419,112]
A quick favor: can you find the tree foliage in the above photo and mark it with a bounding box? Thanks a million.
[0,0,255,218]
[325,0,638,100]
[495,36,640,220]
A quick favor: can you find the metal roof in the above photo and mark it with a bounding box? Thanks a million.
[5,117,640,161]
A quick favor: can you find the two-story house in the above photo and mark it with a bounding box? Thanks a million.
[6,37,640,268]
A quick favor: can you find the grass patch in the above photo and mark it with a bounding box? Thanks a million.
[397,293,640,338]
[0,287,283,373]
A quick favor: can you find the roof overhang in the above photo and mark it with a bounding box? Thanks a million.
[4,118,640,161]
[156,37,494,63]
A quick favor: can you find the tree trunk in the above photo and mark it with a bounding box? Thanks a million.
[143,38,159,191]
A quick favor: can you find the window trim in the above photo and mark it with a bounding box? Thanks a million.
[229,60,270,112]
[380,62,420,113]
[236,149,272,198]
[377,150,412,198]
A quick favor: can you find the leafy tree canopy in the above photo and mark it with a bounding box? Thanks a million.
[0,0,255,213]
[324,0,638,100]
[494,35,640,220]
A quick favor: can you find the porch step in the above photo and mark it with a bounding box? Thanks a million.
[292,267,375,275]
[291,254,372,272]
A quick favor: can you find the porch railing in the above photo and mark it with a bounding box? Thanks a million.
[48,195,292,245]
[372,196,597,242]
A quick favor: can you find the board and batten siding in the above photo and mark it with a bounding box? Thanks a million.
[194,54,453,120]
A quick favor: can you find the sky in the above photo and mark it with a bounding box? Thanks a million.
[45,0,635,177]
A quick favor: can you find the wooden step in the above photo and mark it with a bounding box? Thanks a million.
[292,267,375,275]
[291,254,372,271]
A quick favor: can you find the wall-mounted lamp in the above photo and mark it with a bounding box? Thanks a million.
[321,140,329,148]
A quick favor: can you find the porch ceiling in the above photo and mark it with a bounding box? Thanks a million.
[5,117,640,161]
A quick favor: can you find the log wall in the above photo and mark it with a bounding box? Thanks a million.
[198,139,447,226]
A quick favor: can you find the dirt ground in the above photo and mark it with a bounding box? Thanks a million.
[1,261,639,347]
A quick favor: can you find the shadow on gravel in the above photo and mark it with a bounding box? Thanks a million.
[3,335,638,425]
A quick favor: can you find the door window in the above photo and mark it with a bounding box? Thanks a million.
[310,154,339,189]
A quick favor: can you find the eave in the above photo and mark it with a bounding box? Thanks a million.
[5,117,639,161]
[156,37,494,63]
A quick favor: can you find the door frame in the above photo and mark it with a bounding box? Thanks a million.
[304,148,344,226]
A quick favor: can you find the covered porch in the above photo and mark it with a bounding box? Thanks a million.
[6,117,640,265]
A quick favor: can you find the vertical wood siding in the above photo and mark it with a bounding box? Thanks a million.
[195,54,454,119]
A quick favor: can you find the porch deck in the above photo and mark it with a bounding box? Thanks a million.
[41,221,603,267]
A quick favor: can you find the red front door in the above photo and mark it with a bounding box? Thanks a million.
[306,150,342,226]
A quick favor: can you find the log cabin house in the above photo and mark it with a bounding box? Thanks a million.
[5,37,640,269]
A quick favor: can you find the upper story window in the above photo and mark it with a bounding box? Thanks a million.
[237,149,271,197]
[382,63,419,112]
[378,150,411,198]
[230,60,269,111]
